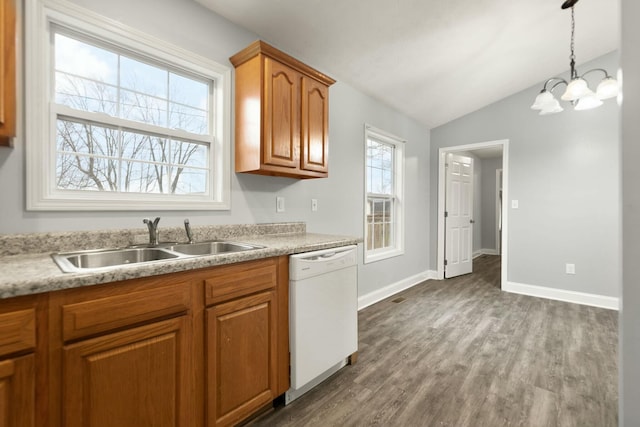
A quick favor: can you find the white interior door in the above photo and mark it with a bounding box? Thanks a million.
[445,153,474,278]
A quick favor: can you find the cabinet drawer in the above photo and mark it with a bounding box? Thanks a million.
[62,283,191,342]
[205,259,277,306]
[0,309,36,356]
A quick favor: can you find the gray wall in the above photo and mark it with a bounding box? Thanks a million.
[0,0,431,298]
[431,51,620,298]
[480,157,502,251]
[621,0,639,424]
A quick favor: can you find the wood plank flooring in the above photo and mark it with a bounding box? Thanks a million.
[250,255,618,426]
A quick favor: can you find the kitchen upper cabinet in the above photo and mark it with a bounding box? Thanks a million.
[263,57,300,169]
[230,40,335,179]
[0,0,16,146]
[301,77,329,173]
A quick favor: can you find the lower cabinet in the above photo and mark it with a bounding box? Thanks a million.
[62,316,191,427]
[207,290,277,427]
[0,354,35,427]
[39,256,289,427]
[0,298,39,427]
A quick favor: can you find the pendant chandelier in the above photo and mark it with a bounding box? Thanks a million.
[531,0,619,115]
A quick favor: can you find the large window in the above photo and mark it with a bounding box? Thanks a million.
[26,0,231,210]
[364,125,404,263]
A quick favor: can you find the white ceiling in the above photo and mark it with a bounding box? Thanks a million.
[196,0,620,129]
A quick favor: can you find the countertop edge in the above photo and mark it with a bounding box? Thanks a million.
[0,233,362,299]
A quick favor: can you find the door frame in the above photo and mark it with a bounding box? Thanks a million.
[437,139,509,289]
[496,168,503,255]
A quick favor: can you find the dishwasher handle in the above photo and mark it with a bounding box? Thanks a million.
[320,252,336,258]
[290,246,358,281]
[303,249,353,262]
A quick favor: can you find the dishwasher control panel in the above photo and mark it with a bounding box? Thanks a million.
[289,245,357,281]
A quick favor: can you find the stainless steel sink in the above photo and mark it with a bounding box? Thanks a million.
[164,241,263,256]
[52,247,181,273]
[52,241,264,273]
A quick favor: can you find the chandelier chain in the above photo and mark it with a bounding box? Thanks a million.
[569,6,576,78]
[532,0,619,114]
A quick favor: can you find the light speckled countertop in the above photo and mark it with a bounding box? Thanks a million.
[0,223,361,299]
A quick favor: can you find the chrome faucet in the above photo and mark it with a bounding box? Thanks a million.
[143,217,161,246]
[184,219,194,244]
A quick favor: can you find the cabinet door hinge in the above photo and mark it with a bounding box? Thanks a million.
[444,259,448,266]
[445,211,448,218]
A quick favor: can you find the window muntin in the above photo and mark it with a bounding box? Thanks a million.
[52,30,212,197]
[55,117,209,194]
[26,0,231,210]
[364,126,404,263]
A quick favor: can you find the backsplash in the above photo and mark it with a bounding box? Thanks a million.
[0,222,306,256]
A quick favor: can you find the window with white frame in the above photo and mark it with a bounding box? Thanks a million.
[26,0,231,210]
[364,125,404,263]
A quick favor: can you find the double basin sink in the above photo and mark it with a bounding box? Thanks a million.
[52,241,264,273]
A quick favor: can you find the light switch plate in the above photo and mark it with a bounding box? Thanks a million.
[566,263,576,274]
[276,196,285,213]
[311,199,318,212]
[512,200,519,209]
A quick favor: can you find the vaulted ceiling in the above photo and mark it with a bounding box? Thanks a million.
[196,0,619,128]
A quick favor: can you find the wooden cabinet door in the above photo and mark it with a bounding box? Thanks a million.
[263,57,300,169]
[0,355,35,427]
[300,76,329,174]
[207,291,277,427]
[62,316,191,427]
[0,0,16,145]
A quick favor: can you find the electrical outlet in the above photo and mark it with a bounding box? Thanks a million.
[276,196,285,213]
[566,263,576,275]
[311,199,318,212]
[512,200,519,209]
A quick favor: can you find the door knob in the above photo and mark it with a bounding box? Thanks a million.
[470,219,475,224]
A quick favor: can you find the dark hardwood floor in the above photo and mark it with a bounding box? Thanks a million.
[251,255,618,426]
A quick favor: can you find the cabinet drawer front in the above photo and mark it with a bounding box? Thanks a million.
[205,259,277,305]
[62,283,190,342]
[0,309,36,356]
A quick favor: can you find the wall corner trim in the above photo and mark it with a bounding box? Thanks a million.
[504,281,619,310]
[358,270,437,311]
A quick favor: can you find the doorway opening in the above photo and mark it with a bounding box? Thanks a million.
[436,140,509,289]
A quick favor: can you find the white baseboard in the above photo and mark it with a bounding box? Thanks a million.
[473,248,499,258]
[503,281,619,310]
[358,270,437,311]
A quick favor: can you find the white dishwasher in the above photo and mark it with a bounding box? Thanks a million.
[286,245,358,404]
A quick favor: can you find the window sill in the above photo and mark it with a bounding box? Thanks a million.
[364,247,404,264]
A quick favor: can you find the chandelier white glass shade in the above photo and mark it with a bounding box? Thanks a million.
[531,0,619,115]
